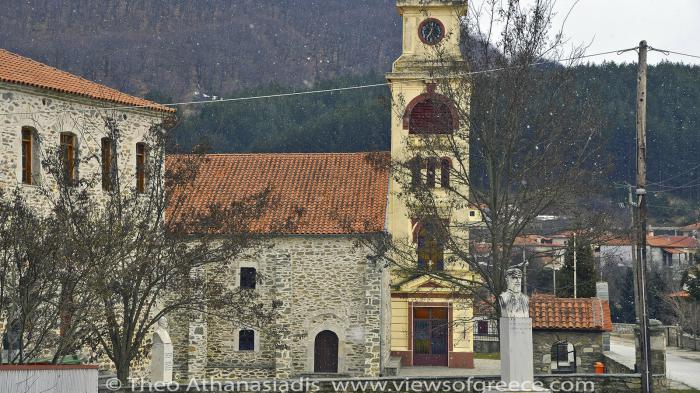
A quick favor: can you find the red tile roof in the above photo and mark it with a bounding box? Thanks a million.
[166,152,390,235]
[646,235,698,249]
[0,49,174,113]
[530,294,612,332]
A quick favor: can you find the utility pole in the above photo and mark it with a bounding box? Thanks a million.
[573,233,577,299]
[629,185,641,322]
[635,40,653,393]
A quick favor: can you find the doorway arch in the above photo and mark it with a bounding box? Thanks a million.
[314,330,339,373]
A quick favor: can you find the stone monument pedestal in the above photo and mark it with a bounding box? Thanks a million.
[484,317,550,393]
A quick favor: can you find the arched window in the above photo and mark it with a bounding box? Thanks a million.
[403,93,458,135]
[440,158,451,188]
[59,132,77,186]
[409,157,452,189]
[101,137,115,191]
[413,219,446,271]
[21,127,40,185]
[551,341,576,373]
[314,330,339,373]
[135,142,148,193]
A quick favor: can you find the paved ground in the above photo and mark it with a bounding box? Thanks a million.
[398,359,500,377]
[610,335,700,390]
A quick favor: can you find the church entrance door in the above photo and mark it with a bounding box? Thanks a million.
[413,307,448,366]
[314,330,339,373]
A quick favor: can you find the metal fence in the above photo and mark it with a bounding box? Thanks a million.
[0,365,98,393]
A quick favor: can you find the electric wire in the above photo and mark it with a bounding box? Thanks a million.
[0,46,647,117]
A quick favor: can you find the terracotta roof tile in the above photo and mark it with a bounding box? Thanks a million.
[166,152,390,235]
[646,235,698,249]
[530,294,612,332]
[0,49,174,113]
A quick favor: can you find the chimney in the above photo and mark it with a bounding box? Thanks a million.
[596,281,609,300]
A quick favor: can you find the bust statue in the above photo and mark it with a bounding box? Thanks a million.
[498,267,529,318]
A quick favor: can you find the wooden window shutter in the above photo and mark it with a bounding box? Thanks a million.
[21,128,33,185]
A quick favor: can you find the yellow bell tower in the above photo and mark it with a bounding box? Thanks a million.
[386,0,474,369]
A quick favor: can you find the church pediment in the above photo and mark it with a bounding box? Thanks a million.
[396,274,453,292]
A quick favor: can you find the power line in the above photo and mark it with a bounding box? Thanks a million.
[650,48,700,60]
[0,47,642,117]
[647,162,700,187]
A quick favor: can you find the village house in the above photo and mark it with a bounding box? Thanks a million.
[0,48,174,207]
[0,49,174,355]
[647,235,698,281]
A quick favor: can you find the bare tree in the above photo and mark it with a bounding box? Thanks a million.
[0,190,89,364]
[364,0,614,318]
[1,112,286,381]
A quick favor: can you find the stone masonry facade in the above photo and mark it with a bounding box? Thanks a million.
[170,235,388,380]
[533,330,604,374]
[1,81,170,377]
[1,82,169,210]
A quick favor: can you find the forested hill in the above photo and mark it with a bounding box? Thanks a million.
[170,62,700,214]
[0,0,400,100]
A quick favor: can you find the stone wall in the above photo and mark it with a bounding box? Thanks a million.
[532,330,604,374]
[680,333,700,351]
[1,82,170,378]
[1,82,168,209]
[612,323,636,335]
[170,235,385,380]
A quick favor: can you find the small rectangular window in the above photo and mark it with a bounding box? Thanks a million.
[240,267,257,289]
[136,143,147,193]
[21,128,33,185]
[101,138,114,191]
[239,329,255,351]
[426,158,437,188]
[410,158,422,188]
[60,133,76,185]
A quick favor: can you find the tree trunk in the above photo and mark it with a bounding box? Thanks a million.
[116,357,131,383]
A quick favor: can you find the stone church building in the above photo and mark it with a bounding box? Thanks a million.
[167,0,476,379]
[167,0,476,378]
[167,153,392,379]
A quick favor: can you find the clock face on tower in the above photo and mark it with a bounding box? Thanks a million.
[418,18,445,45]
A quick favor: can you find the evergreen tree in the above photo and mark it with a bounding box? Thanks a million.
[557,237,597,298]
[647,268,677,324]
[607,265,636,323]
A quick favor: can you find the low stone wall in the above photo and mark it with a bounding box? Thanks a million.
[603,352,635,373]
[680,333,700,351]
[99,374,668,393]
[612,323,636,335]
[473,339,499,353]
[532,330,604,373]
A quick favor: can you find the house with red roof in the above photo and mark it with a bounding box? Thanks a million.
[0,48,174,204]
[647,235,698,279]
